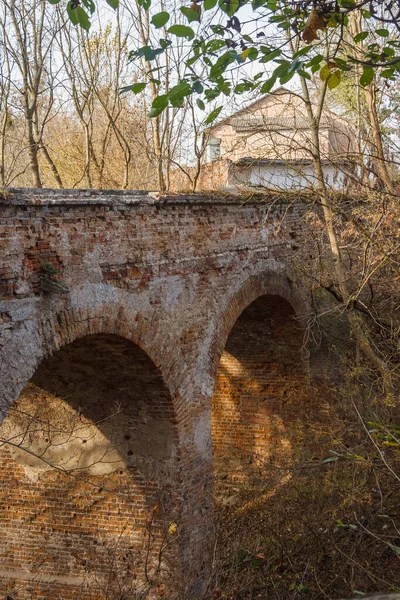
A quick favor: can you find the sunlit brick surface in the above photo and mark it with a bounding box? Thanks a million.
[212,295,307,488]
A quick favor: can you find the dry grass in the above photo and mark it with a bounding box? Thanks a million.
[208,380,400,600]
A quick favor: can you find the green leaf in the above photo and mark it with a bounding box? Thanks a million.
[131,45,158,61]
[137,0,151,8]
[81,0,95,14]
[47,0,62,5]
[197,98,205,110]
[279,69,294,84]
[205,105,222,124]
[328,69,341,89]
[272,60,290,78]
[149,107,164,118]
[120,82,147,94]
[360,66,374,86]
[247,47,258,60]
[168,81,192,107]
[383,46,395,57]
[381,68,396,80]
[307,54,323,67]
[149,94,169,116]
[168,24,195,40]
[204,0,218,8]
[219,0,239,16]
[353,31,368,43]
[259,48,281,63]
[260,76,276,94]
[70,6,90,30]
[376,28,389,37]
[67,2,79,25]
[293,45,313,58]
[206,39,226,52]
[159,38,172,49]
[234,81,254,93]
[210,51,237,79]
[320,64,331,81]
[240,48,258,60]
[210,23,225,35]
[298,69,311,80]
[186,55,199,66]
[105,0,119,8]
[151,11,170,28]
[152,94,169,109]
[180,6,201,23]
[323,456,339,463]
[192,80,203,93]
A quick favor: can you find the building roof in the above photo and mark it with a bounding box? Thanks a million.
[207,87,292,132]
[231,116,310,132]
[207,86,350,135]
[234,157,351,167]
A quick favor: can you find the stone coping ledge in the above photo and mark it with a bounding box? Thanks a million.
[0,187,306,207]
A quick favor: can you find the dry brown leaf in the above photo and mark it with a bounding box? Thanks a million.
[302,8,326,43]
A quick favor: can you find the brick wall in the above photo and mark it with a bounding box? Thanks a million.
[212,295,307,493]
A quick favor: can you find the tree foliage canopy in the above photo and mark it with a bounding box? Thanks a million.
[54,0,400,119]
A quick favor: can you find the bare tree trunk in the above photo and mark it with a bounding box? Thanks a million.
[364,82,394,193]
[134,3,166,191]
[0,64,10,187]
[300,76,393,395]
[349,11,394,194]
[84,124,92,189]
[6,0,64,188]
[26,110,42,188]
[40,144,63,187]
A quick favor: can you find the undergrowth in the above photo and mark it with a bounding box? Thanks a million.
[208,377,400,600]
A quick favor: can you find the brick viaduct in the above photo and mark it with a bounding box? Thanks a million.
[0,189,324,599]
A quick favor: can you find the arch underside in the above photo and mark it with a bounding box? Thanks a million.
[0,334,180,600]
[212,294,308,500]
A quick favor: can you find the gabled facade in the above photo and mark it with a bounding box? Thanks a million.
[202,87,356,191]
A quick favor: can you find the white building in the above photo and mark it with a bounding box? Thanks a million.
[204,88,356,192]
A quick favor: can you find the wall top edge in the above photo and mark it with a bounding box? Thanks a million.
[0,188,305,207]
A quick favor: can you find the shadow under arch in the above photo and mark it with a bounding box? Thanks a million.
[209,270,311,501]
[207,268,310,385]
[0,333,181,600]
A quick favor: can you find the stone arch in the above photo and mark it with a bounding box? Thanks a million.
[1,283,187,425]
[1,283,218,597]
[0,331,181,600]
[206,266,310,385]
[207,267,311,498]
